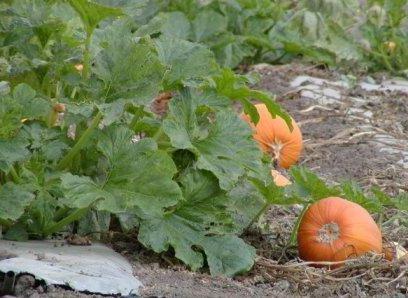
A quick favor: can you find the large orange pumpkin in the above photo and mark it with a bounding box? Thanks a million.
[241,104,302,169]
[297,197,382,265]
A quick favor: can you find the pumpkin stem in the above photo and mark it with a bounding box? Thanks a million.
[289,203,309,246]
[318,222,340,243]
[269,139,284,162]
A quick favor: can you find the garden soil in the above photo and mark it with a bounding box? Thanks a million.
[6,64,408,298]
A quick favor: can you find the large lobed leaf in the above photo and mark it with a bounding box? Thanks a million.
[67,0,122,34]
[0,137,29,173]
[138,169,256,277]
[163,90,264,190]
[155,36,219,88]
[211,69,292,127]
[0,183,35,222]
[92,22,165,105]
[61,125,182,216]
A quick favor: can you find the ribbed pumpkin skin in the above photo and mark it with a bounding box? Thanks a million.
[241,104,302,168]
[297,197,383,264]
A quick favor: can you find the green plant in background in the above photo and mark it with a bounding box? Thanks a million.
[133,0,408,73]
[361,0,408,72]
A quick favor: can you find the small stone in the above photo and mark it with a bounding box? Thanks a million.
[272,279,290,292]
[36,285,45,293]
[28,292,40,298]
[14,274,36,296]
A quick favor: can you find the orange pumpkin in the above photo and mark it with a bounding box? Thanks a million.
[241,104,302,169]
[297,197,382,265]
[271,170,291,187]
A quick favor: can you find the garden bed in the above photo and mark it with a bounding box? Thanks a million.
[127,64,408,298]
[1,1,407,297]
[14,63,407,298]
[130,64,408,298]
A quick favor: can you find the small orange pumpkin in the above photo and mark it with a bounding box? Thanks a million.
[271,170,291,187]
[297,197,382,265]
[241,104,302,169]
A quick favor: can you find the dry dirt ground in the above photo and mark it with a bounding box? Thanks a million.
[5,64,408,298]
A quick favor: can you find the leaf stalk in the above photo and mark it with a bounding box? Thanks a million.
[57,111,103,170]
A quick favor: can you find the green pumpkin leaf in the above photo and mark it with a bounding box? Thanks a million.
[163,90,263,190]
[192,10,227,42]
[92,23,165,105]
[0,96,23,139]
[341,181,382,212]
[136,11,191,39]
[138,169,256,277]
[61,125,182,216]
[155,36,218,88]
[13,83,51,120]
[288,166,340,202]
[0,183,35,221]
[211,69,291,127]
[67,0,122,34]
[0,137,29,173]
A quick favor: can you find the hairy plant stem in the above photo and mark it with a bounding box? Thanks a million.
[289,203,310,246]
[47,110,58,128]
[82,33,92,80]
[54,207,70,222]
[129,115,139,131]
[0,218,12,229]
[43,207,89,237]
[9,166,20,184]
[248,200,270,228]
[157,140,172,149]
[152,127,164,141]
[370,45,393,72]
[377,211,384,231]
[57,111,103,170]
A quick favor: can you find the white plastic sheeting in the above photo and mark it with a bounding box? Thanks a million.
[0,240,142,296]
